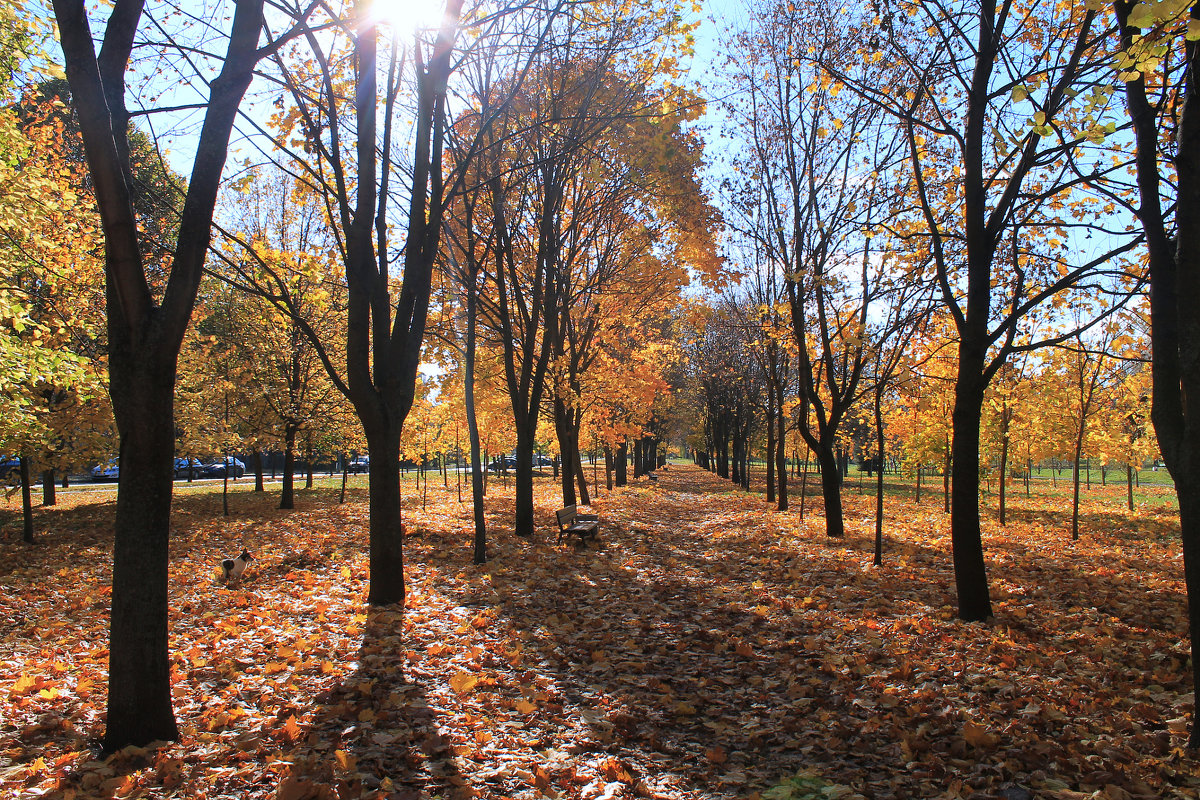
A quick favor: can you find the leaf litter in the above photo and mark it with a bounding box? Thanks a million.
[0,465,1195,799]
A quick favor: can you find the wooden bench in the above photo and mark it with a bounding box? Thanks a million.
[556,505,599,545]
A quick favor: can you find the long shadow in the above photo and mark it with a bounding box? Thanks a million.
[270,611,469,800]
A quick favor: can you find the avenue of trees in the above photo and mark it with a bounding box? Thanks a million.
[0,0,1194,753]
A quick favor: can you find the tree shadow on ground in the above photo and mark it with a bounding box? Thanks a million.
[412,464,1189,798]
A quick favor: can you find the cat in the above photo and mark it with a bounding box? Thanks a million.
[221,549,253,581]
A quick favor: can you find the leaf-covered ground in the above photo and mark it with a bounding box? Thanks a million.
[1,464,1196,799]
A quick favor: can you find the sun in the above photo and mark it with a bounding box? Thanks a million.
[370,0,444,35]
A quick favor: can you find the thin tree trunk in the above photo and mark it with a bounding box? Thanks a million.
[874,392,885,565]
[1127,462,1134,511]
[281,425,297,510]
[20,456,33,543]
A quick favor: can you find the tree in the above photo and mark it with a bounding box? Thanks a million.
[52,0,303,748]
[1111,0,1200,745]
[830,0,1140,619]
[726,0,909,536]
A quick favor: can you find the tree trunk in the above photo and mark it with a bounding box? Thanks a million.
[874,392,885,565]
[949,370,993,622]
[365,425,405,604]
[615,441,628,486]
[1072,428,1085,540]
[573,443,590,506]
[252,449,264,492]
[775,382,788,511]
[281,424,297,510]
[465,280,487,564]
[513,419,536,537]
[106,370,181,748]
[20,456,33,543]
[1127,462,1134,511]
[799,445,809,523]
[998,406,1010,526]
[555,397,576,507]
[815,442,844,538]
[766,401,776,504]
[42,468,55,507]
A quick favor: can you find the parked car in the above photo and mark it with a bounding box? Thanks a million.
[202,457,245,478]
[347,456,370,473]
[533,455,554,468]
[0,456,20,480]
[174,457,204,479]
[90,459,120,481]
[488,456,517,473]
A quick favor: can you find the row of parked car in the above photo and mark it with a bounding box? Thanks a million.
[488,455,554,472]
[89,456,247,482]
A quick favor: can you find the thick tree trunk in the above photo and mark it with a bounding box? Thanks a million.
[513,420,536,536]
[42,468,55,506]
[106,369,180,749]
[252,449,264,492]
[949,366,993,622]
[815,442,844,538]
[365,425,405,605]
[615,441,627,486]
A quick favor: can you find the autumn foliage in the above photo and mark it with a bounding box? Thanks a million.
[2,465,1194,799]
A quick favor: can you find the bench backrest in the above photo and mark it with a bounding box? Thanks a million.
[555,505,577,528]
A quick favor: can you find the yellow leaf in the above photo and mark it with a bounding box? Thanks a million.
[449,672,479,694]
[334,749,357,771]
[12,673,38,694]
[515,699,537,714]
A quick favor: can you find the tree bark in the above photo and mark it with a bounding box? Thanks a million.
[42,468,56,506]
[815,442,844,538]
[949,363,992,621]
[280,423,297,510]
